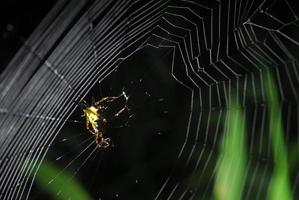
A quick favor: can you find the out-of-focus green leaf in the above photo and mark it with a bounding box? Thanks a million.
[28,159,92,200]
[264,70,292,200]
[214,98,247,200]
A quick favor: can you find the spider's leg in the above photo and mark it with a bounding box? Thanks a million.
[86,120,96,135]
[95,132,103,147]
[104,137,111,147]
[98,136,111,148]
[86,119,89,131]
[95,133,105,148]
[104,137,111,143]
[95,133,100,146]
[95,97,118,106]
[102,138,110,148]
[113,106,127,117]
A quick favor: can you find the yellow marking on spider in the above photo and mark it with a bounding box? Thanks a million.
[83,106,100,131]
[83,105,109,148]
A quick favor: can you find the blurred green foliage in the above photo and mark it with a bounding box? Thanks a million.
[264,70,292,200]
[29,159,91,200]
[213,98,247,200]
[213,69,293,200]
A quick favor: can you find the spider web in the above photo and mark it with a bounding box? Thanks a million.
[0,0,299,199]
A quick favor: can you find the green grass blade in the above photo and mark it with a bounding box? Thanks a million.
[214,100,247,200]
[28,159,92,200]
[264,70,292,200]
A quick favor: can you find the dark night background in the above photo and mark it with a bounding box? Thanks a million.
[0,0,57,73]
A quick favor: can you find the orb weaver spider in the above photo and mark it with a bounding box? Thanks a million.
[82,93,128,148]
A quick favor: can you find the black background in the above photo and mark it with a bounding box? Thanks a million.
[0,0,56,73]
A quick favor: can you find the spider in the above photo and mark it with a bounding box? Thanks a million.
[83,95,128,148]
